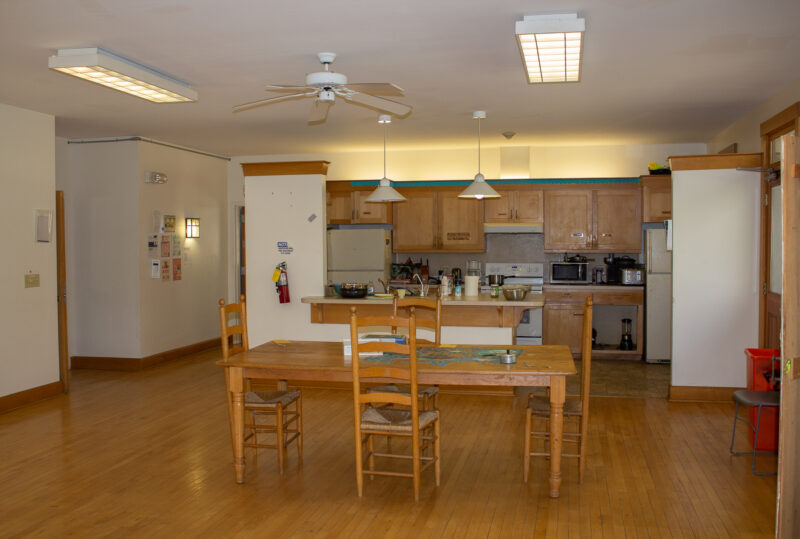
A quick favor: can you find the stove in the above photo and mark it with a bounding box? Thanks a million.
[483,262,543,344]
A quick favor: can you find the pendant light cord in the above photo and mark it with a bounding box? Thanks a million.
[477,116,482,175]
[383,123,387,179]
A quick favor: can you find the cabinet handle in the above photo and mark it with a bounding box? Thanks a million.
[661,210,671,214]
[572,312,584,317]
[570,232,584,238]
[497,212,508,216]
[513,209,518,220]
[352,209,356,220]
[601,233,612,237]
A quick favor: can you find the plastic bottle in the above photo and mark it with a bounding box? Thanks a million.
[367,281,374,296]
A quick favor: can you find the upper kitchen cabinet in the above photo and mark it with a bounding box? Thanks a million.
[325,187,391,225]
[484,188,543,224]
[393,188,484,252]
[640,175,672,222]
[544,187,641,252]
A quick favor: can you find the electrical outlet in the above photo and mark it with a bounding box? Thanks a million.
[24,273,40,288]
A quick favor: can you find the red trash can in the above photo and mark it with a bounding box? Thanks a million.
[744,348,780,451]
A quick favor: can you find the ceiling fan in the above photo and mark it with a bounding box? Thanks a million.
[233,52,412,122]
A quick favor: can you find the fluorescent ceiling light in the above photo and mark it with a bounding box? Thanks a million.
[48,48,197,103]
[515,13,585,84]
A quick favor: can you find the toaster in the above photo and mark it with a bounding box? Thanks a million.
[620,267,645,285]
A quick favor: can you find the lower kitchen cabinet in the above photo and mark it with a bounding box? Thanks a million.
[544,286,643,359]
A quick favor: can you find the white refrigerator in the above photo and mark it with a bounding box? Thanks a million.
[327,228,392,285]
[645,227,672,363]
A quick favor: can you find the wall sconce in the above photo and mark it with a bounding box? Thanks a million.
[185,217,200,238]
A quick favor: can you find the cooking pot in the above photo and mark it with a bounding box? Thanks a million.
[340,283,368,298]
[487,274,505,286]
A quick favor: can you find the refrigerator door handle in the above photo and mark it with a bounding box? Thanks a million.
[664,219,673,251]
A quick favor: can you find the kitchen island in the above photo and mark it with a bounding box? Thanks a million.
[301,293,543,331]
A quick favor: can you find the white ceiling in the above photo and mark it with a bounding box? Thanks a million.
[1,0,799,157]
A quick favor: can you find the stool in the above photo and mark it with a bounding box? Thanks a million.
[729,390,779,475]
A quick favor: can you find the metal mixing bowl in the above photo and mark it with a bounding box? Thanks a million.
[340,283,368,298]
[501,285,530,301]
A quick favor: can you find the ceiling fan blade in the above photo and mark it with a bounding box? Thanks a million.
[344,83,404,96]
[232,91,317,113]
[344,92,412,116]
[265,84,316,92]
[308,100,332,122]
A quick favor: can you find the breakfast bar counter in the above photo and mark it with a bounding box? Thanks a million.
[301,293,544,328]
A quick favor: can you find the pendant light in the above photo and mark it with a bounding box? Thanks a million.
[365,114,406,202]
[459,111,500,199]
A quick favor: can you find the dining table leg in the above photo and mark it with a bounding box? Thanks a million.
[548,374,566,498]
[228,366,246,483]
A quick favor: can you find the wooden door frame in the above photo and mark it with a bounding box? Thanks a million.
[56,190,69,393]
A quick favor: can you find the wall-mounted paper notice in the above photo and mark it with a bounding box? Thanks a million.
[151,259,160,279]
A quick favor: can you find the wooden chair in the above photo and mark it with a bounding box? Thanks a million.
[350,306,441,501]
[369,296,442,410]
[523,296,592,483]
[219,295,302,474]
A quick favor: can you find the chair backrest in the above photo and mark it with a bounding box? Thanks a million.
[393,296,442,345]
[350,306,419,413]
[219,295,249,361]
[579,296,593,407]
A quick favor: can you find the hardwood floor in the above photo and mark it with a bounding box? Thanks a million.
[0,347,776,537]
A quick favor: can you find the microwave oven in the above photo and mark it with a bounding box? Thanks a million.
[550,262,590,284]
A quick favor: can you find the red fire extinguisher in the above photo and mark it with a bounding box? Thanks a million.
[273,261,290,304]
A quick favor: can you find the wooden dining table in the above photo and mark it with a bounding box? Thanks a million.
[218,340,576,498]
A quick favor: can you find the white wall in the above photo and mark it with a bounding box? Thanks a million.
[244,173,346,346]
[671,168,760,387]
[59,141,141,357]
[0,103,59,396]
[707,79,800,154]
[137,143,227,356]
[58,139,227,359]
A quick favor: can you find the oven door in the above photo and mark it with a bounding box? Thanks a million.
[516,308,542,345]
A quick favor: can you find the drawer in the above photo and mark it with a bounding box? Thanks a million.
[545,290,591,304]
[593,289,643,305]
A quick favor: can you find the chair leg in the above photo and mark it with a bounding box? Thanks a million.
[523,407,532,483]
[578,414,587,483]
[276,404,284,474]
[412,429,421,502]
[354,429,364,497]
[729,401,740,454]
[367,434,375,480]
[434,417,441,486]
[296,392,303,460]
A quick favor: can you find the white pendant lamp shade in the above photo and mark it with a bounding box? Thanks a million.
[365,114,406,203]
[459,111,500,199]
[365,178,406,202]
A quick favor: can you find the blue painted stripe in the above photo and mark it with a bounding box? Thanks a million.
[349,178,640,187]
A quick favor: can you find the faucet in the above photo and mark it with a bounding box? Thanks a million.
[413,273,428,297]
[378,279,388,294]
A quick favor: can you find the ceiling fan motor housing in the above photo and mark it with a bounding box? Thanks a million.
[318,90,335,102]
[306,71,347,88]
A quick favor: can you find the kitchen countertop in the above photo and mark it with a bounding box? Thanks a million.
[301,292,545,308]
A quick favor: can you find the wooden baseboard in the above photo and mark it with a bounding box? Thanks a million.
[0,381,63,413]
[72,339,219,371]
[669,385,741,402]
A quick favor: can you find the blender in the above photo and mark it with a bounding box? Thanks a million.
[619,318,633,350]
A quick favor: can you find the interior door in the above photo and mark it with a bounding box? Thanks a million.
[777,134,800,537]
[56,191,69,393]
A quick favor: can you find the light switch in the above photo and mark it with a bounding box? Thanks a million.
[24,273,40,288]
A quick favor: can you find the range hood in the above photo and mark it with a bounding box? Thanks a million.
[484,223,543,233]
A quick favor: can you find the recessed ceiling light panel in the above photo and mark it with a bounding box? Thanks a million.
[48,48,197,103]
[515,14,585,84]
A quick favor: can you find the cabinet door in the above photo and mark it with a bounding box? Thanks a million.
[437,191,485,251]
[543,303,585,355]
[484,192,513,223]
[327,191,352,224]
[544,190,592,251]
[353,190,391,224]
[515,189,543,223]
[393,191,437,252]
[641,176,672,222]
[595,188,642,251]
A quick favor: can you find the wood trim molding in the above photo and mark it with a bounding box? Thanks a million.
[760,102,800,136]
[668,153,761,172]
[72,339,219,372]
[0,381,63,413]
[669,385,741,402]
[242,161,330,177]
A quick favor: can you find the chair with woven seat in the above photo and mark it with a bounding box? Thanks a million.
[729,389,780,475]
[524,296,592,483]
[350,306,441,501]
[219,295,302,474]
[369,295,442,410]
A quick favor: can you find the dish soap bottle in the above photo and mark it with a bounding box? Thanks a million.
[367,281,375,296]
